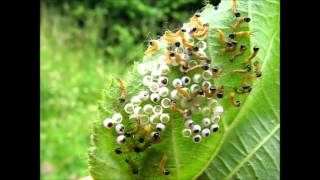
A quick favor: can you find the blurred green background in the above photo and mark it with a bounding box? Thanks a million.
[40,0,204,179]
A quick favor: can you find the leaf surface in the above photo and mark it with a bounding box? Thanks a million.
[198,0,280,179]
[88,0,280,179]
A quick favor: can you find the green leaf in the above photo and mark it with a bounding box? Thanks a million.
[197,0,280,179]
[88,0,280,179]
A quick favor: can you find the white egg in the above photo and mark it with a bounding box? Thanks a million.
[112,113,123,123]
[192,134,202,143]
[103,118,113,128]
[201,128,211,137]
[116,135,126,144]
[138,91,149,101]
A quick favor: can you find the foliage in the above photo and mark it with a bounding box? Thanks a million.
[40,0,279,179]
[40,5,137,180]
[42,0,205,64]
[88,0,280,180]
[40,1,204,179]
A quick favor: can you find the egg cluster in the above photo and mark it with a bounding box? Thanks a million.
[102,10,227,146]
[139,57,224,144]
[101,0,261,155]
[97,0,263,175]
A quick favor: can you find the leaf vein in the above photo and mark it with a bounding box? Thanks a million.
[223,124,280,180]
[261,18,280,71]
[261,144,279,170]
[261,90,280,120]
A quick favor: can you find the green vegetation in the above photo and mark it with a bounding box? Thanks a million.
[40,1,204,179]
[89,1,280,180]
[40,5,143,180]
[41,0,279,179]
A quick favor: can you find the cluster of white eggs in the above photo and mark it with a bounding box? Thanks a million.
[103,57,224,144]
[102,14,225,144]
[102,61,173,144]
[137,58,225,144]
[181,104,223,143]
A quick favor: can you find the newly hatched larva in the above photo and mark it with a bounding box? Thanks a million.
[144,40,159,56]
[209,85,217,95]
[187,86,201,101]
[203,83,211,97]
[232,0,241,17]
[215,29,227,45]
[229,92,240,107]
[116,142,146,154]
[170,101,184,114]
[186,64,210,74]
[136,132,162,153]
[235,84,252,94]
[189,27,198,34]
[242,46,259,64]
[229,31,253,39]
[114,147,132,155]
[230,45,247,62]
[177,30,194,48]
[174,53,188,67]
[118,79,127,103]
[192,23,209,39]
[164,49,173,64]
[163,31,180,44]
[191,50,210,61]
[240,73,256,93]
[163,30,187,48]
[253,60,262,77]
[189,13,203,29]
[204,84,215,98]
[176,86,190,98]
[220,40,238,53]
[231,17,251,29]
[124,119,141,137]
[138,124,152,143]
[125,159,139,174]
[216,86,225,98]
[211,67,223,78]
[159,154,170,175]
[232,65,251,74]
[170,101,192,119]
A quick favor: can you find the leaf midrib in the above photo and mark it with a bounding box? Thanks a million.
[261,16,280,72]
[193,0,280,178]
[192,1,254,177]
